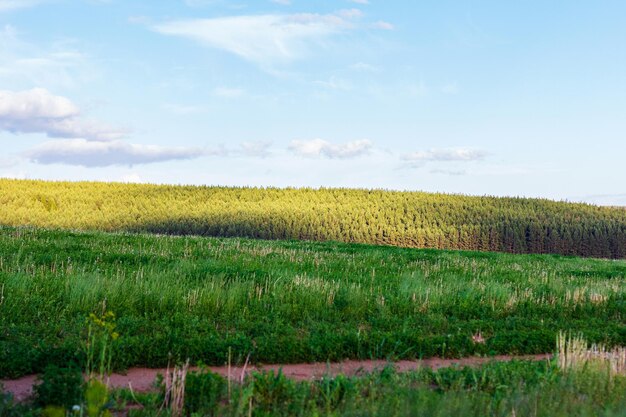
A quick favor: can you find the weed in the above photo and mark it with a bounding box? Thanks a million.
[33,364,83,410]
[184,368,226,416]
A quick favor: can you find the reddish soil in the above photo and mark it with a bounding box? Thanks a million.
[1,354,552,402]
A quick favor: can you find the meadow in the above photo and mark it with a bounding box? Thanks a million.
[2,178,626,258]
[0,226,624,379]
[1,180,625,414]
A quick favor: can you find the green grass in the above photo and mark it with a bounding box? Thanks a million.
[0,226,625,378]
[118,361,626,417]
[5,360,626,417]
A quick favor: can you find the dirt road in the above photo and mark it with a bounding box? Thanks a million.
[2,354,553,402]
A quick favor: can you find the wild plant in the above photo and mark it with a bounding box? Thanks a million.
[85,309,119,382]
[162,361,189,417]
[184,367,226,416]
[82,308,119,417]
[557,331,626,376]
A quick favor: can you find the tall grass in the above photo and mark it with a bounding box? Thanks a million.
[0,226,624,378]
[558,332,626,376]
[101,360,626,416]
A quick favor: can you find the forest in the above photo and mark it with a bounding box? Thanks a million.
[1,178,625,258]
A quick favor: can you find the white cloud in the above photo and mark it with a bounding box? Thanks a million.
[0,88,127,141]
[23,139,210,167]
[22,137,281,167]
[0,88,78,119]
[337,8,363,19]
[371,20,394,30]
[271,0,291,5]
[402,148,487,162]
[288,138,372,159]
[152,12,359,68]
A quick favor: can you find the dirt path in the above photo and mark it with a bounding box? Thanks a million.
[2,354,552,402]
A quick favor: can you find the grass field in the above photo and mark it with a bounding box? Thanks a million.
[1,226,624,379]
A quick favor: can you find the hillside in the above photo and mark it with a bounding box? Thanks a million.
[1,179,626,258]
[1,226,624,378]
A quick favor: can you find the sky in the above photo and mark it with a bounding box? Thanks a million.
[1,0,625,205]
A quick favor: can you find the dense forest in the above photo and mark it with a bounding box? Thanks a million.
[1,178,625,258]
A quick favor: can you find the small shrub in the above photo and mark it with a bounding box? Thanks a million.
[184,369,226,416]
[85,379,113,417]
[33,364,83,410]
[316,374,356,412]
[250,370,295,413]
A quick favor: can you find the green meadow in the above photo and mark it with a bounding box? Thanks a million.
[1,182,624,414]
[1,226,624,379]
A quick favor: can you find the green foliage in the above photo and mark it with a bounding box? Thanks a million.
[250,370,298,415]
[85,310,119,380]
[117,362,626,416]
[41,406,66,417]
[2,178,624,415]
[315,374,356,413]
[33,364,83,410]
[183,369,226,416]
[420,360,559,395]
[0,226,624,378]
[2,178,626,258]
[84,379,113,417]
[3,361,626,416]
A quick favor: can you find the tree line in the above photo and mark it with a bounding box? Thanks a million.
[1,179,625,258]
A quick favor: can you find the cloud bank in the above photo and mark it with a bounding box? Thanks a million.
[289,138,372,159]
[23,139,208,167]
[0,88,211,167]
[0,88,126,141]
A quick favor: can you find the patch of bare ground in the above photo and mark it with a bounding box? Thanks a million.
[2,354,552,402]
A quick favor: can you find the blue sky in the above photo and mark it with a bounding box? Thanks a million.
[1,0,625,205]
